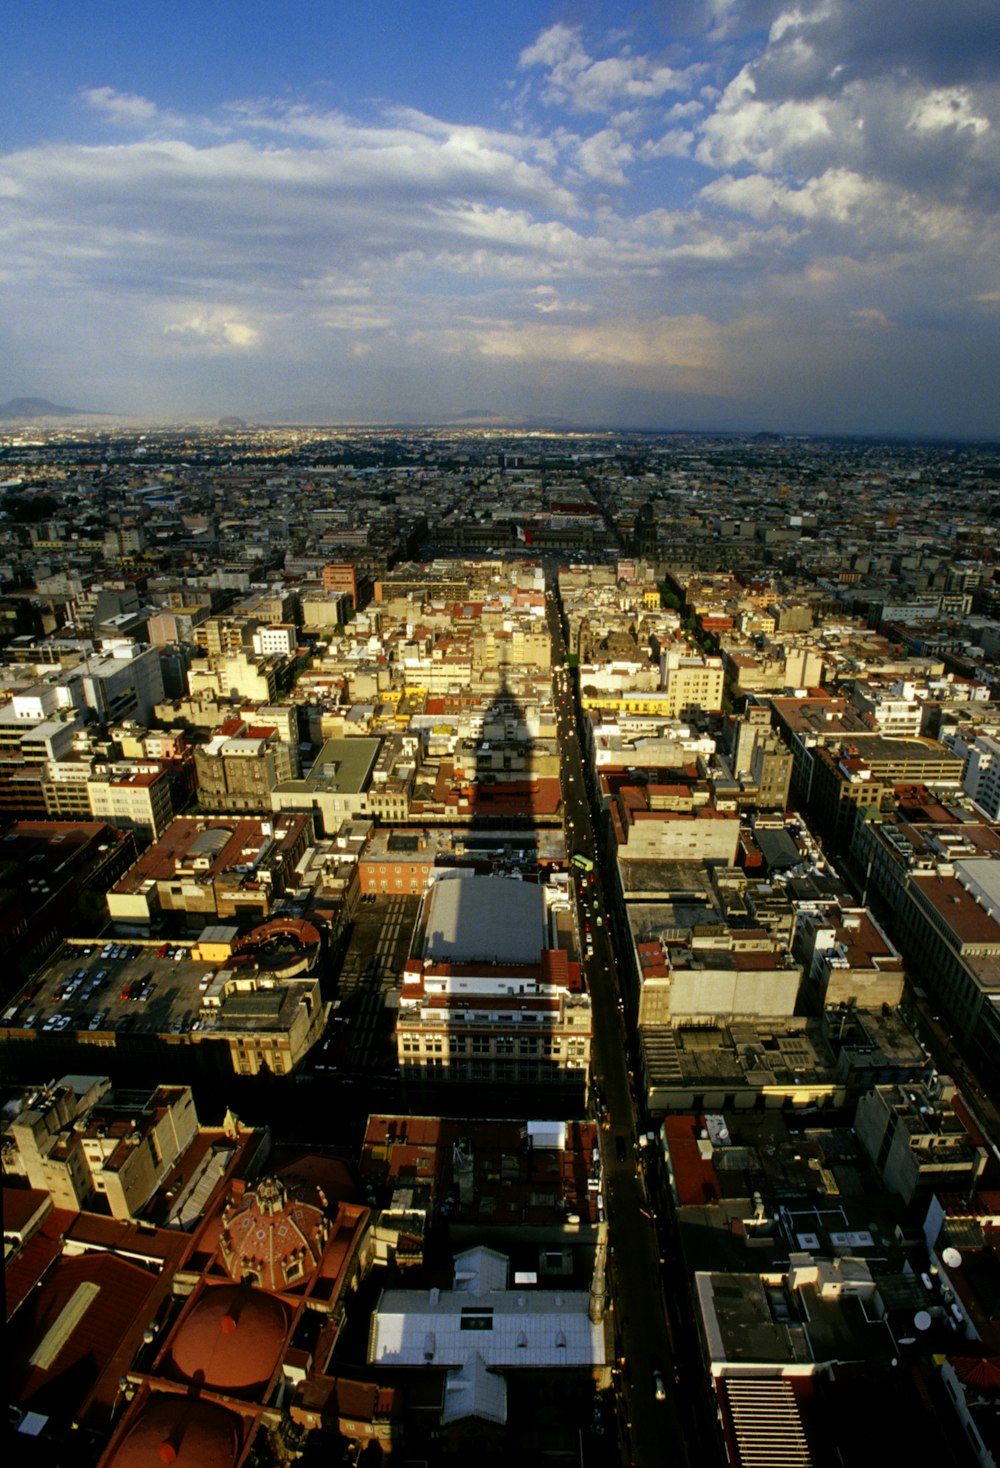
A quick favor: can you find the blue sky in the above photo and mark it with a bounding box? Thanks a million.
[3,0,999,435]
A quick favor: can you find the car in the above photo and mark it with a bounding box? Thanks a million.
[89,1010,107,1030]
[42,1015,59,1031]
[120,982,134,1000]
[615,1135,628,1162]
[653,1369,667,1402]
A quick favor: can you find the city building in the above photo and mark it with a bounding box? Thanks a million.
[854,1079,988,1205]
[397,872,591,1095]
[6,1075,199,1218]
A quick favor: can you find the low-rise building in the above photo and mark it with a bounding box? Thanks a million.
[854,1079,987,1205]
[105,811,313,928]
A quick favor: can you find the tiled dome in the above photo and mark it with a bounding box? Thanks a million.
[219,1175,330,1292]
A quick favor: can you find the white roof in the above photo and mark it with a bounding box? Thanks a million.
[370,1280,603,1370]
[453,1246,509,1296]
[440,1351,507,1426]
[424,873,545,964]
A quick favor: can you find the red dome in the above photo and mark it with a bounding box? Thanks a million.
[109,1396,240,1468]
[219,1174,330,1292]
[168,1284,288,1396]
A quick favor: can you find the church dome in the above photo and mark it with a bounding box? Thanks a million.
[109,1395,241,1468]
[219,1174,330,1291]
[167,1284,288,1396]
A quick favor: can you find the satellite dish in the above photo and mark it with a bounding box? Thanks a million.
[914,1311,932,1332]
[942,1247,963,1269]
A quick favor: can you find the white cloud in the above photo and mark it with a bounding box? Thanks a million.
[907,88,989,136]
[163,311,260,350]
[530,286,591,314]
[696,68,839,172]
[82,86,184,130]
[701,167,876,223]
[518,23,698,115]
[575,129,634,185]
[463,312,769,384]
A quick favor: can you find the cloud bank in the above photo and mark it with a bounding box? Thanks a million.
[1,1,997,434]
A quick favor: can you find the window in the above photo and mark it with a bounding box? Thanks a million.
[460,1309,494,1332]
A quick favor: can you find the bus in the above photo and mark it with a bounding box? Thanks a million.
[571,852,594,872]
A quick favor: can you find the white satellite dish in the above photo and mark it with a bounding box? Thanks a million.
[914,1311,932,1332]
[942,1247,963,1269]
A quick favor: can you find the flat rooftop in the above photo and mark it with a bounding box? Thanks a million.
[422,873,546,965]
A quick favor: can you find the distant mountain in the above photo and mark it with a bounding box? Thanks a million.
[258,404,587,430]
[445,408,508,423]
[0,396,98,419]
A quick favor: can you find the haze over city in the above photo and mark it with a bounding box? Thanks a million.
[3,0,999,438]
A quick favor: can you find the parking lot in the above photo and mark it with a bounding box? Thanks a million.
[4,938,212,1039]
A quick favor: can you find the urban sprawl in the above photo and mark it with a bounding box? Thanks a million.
[5,421,1000,1467]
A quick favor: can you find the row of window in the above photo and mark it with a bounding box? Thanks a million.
[400,1058,582,1082]
[400,1036,584,1057]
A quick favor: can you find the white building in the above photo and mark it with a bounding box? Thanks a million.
[963,733,1000,821]
[369,1245,605,1426]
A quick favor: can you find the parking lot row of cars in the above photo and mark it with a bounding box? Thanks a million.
[8,940,194,1035]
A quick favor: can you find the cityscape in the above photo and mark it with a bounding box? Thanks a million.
[2,417,1000,1468]
[4,2,1000,1465]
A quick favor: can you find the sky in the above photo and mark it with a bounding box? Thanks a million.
[2,0,999,436]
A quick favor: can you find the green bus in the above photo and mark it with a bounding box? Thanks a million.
[571,852,594,872]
